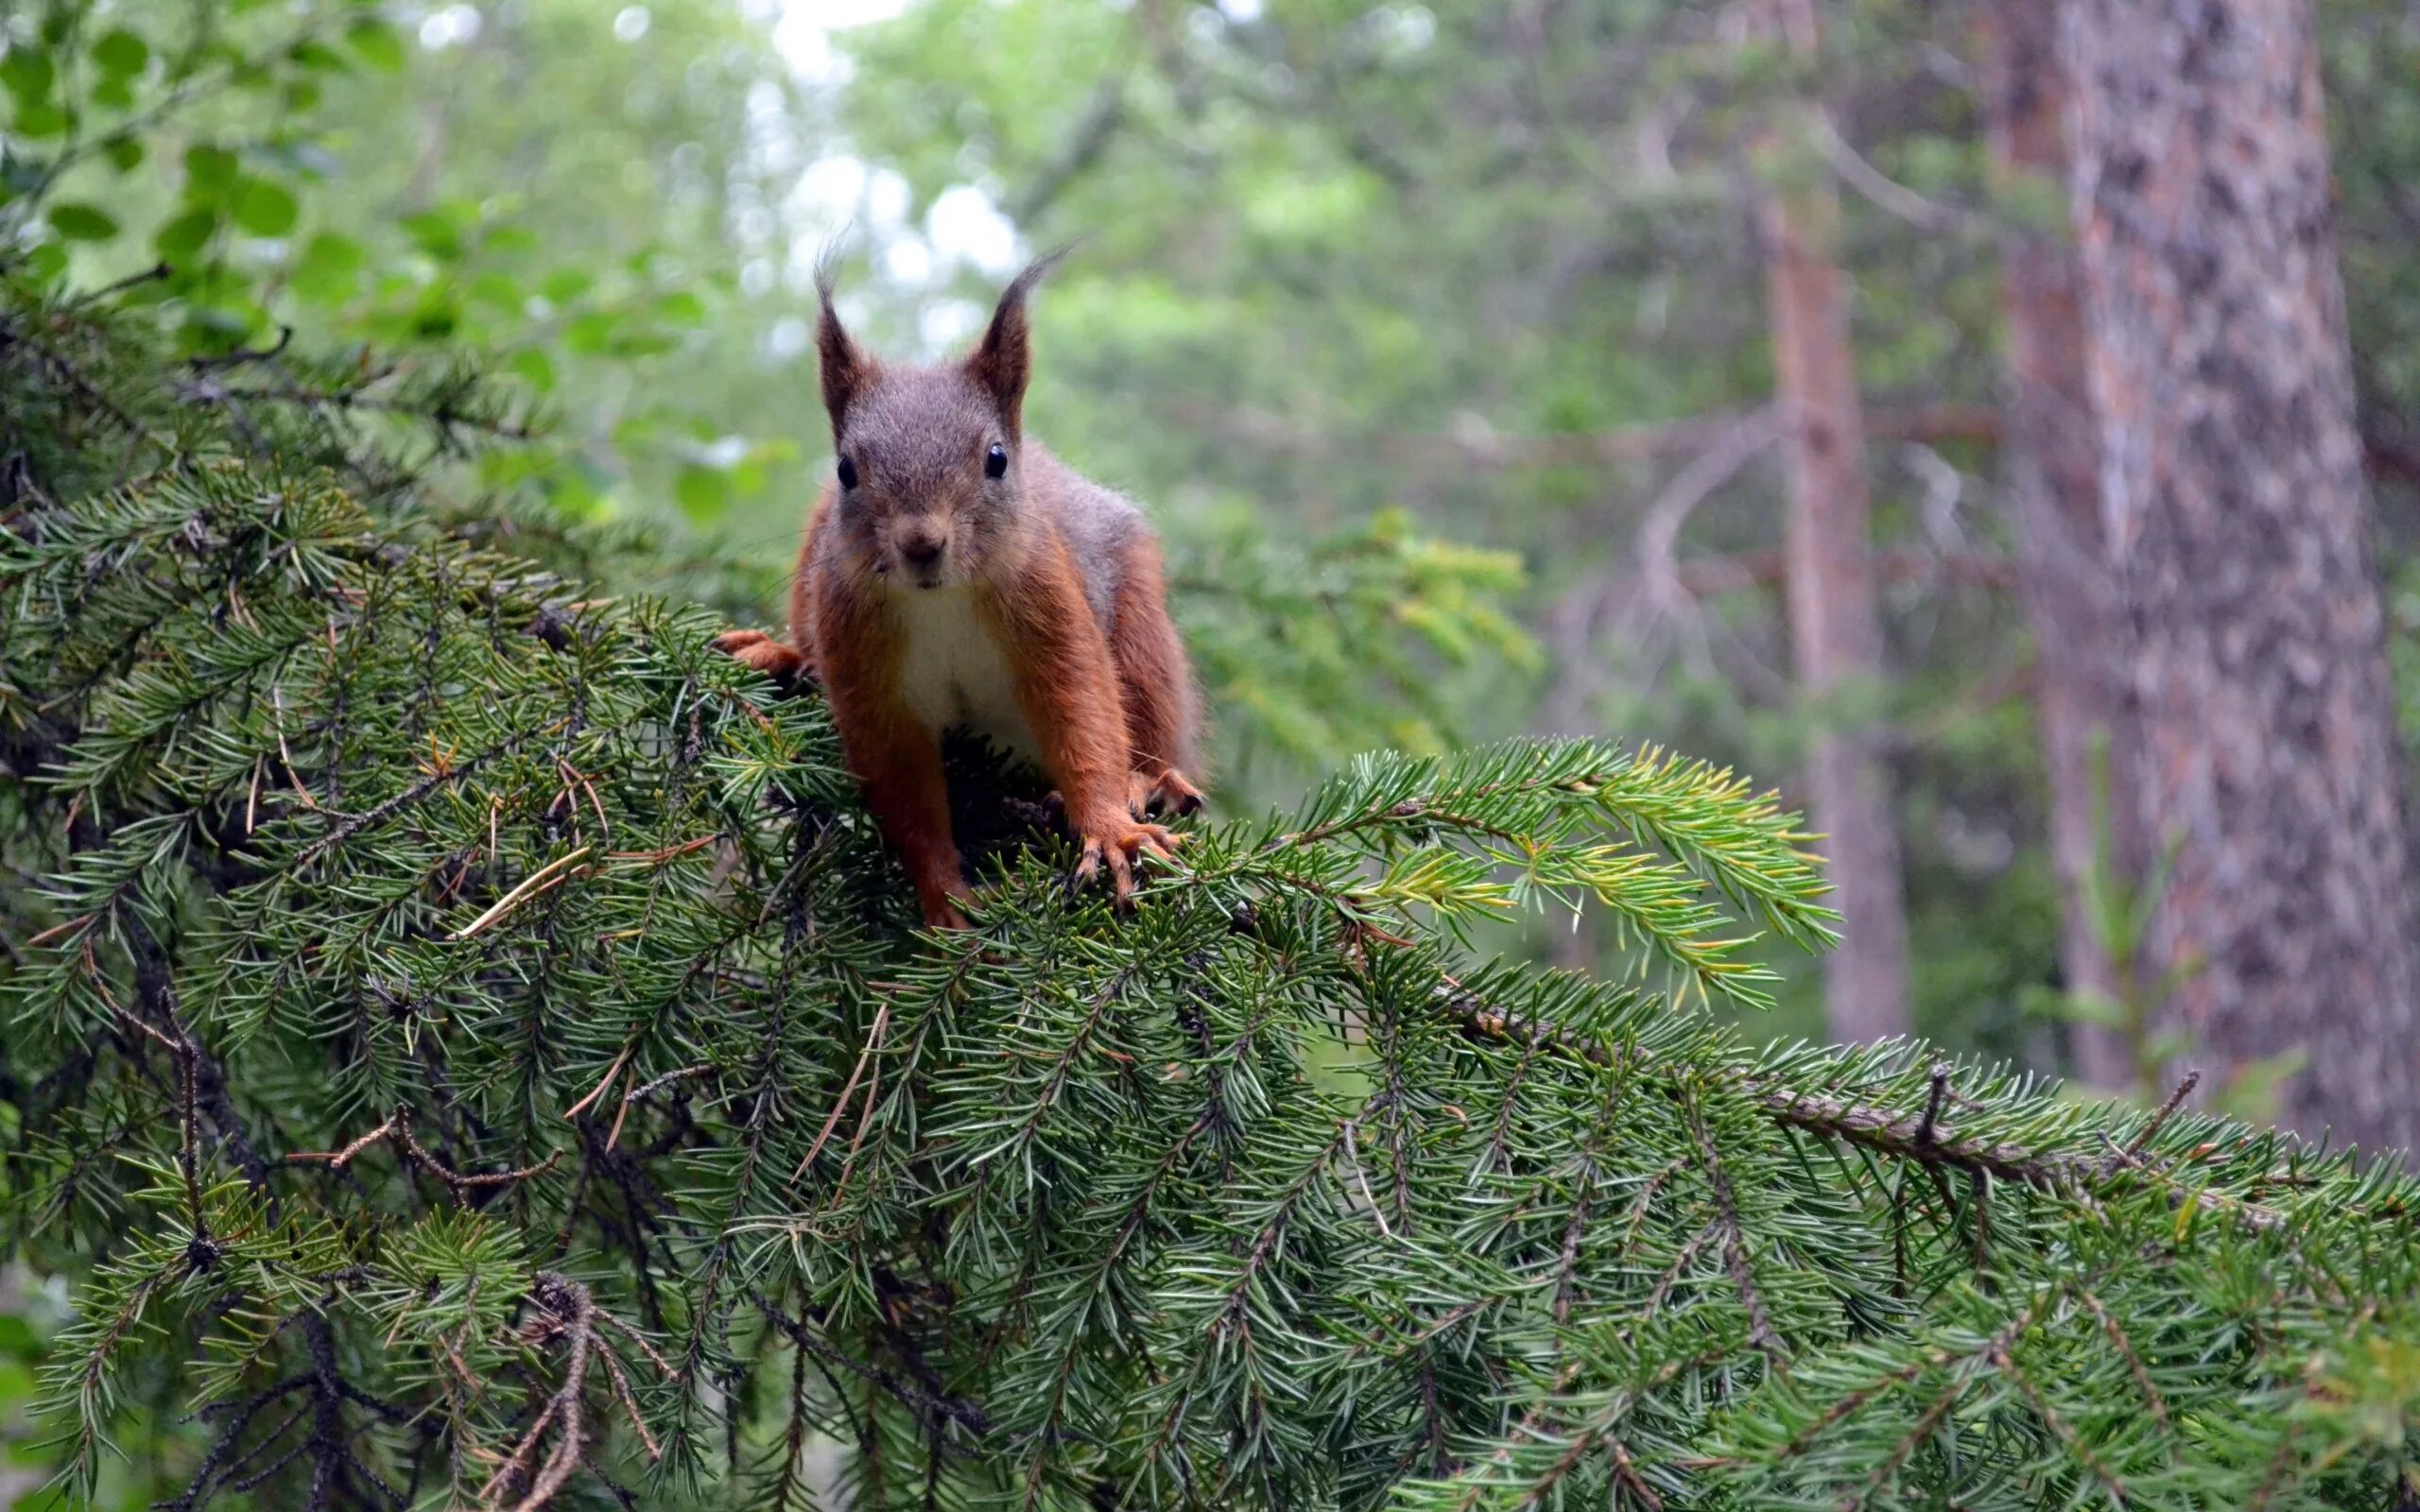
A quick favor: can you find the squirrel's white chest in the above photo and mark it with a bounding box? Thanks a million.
[892,589,1041,763]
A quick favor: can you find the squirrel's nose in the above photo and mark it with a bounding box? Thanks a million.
[900,534,944,570]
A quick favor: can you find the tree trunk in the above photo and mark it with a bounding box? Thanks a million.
[1754,0,1911,1042]
[1978,0,2141,1093]
[2064,0,2420,1155]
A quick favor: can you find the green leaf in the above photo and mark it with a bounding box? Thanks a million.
[92,28,150,77]
[232,179,300,236]
[103,136,145,173]
[409,297,459,340]
[563,311,620,355]
[401,212,464,262]
[654,290,707,325]
[155,206,220,262]
[177,301,265,354]
[612,328,677,357]
[509,349,558,394]
[468,272,526,312]
[46,203,119,242]
[0,49,54,106]
[0,1312,40,1358]
[289,232,365,302]
[286,38,352,74]
[184,145,240,199]
[347,20,406,73]
[10,101,69,140]
[19,243,68,284]
[675,466,731,522]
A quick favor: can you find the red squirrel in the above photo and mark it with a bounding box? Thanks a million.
[715,254,1205,928]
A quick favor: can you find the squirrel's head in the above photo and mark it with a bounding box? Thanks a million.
[812,251,1064,591]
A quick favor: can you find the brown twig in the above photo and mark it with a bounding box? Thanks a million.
[793,1003,891,1180]
[594,1343,661,1464]
[1612,1442,1667,1512]
[608,1064,713,1152]
[2115,1071,2201,1171]
[1822,1297,2053,1508]
[1551,1184,1590,1324]
[562,1045,633,1122]
[450,847,593,940]
[604,834,717,865]
[490,1275,594,1512]
[476,1275,676,1511]
[1440,983,2287,1231]
[286,1108,560,1205]
[1994,1344,2131,1504]
[1685,1093,1781,1359]
[752,1292,990,1439]
[1914,1063,1949,1147]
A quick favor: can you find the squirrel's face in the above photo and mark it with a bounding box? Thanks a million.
[813,253,1063,593]
[827,368,1020,591]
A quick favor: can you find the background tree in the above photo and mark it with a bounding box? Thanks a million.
[1978,0,2137,1091]
[1750,0,1912,1043]
[2064,0,2420,1153]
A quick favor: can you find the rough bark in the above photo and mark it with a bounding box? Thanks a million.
[2064,0,2420,1155]
[1754,0,1911,1042]
[1979,0,2141,1092]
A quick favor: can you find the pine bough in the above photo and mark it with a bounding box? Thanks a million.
[2,293,2416,1511]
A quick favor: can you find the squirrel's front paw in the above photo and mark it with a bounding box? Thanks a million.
[1130,767,1206,819]
[922,899,972,931]
[913,871,975,931]
[1070,818,1185,910]
[713,628,809,681]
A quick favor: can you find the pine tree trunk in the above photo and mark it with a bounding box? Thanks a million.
[1754,0,1911,1042]
[1979,0,2140,1092]
[2065,0,2420,1154]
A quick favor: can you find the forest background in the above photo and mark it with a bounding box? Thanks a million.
[8,0,2420,1502]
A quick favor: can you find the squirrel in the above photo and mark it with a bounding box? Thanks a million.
[715,252,1206,929]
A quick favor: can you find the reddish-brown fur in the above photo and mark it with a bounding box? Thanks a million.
[1106,532,1206,818]
[715,255,1204,928]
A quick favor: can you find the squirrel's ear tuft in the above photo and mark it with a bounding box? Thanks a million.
[966,245,1070,436]
[814,248,873,434]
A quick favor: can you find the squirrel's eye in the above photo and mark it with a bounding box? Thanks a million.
[984,443,1008,480]
[837,456,858,490]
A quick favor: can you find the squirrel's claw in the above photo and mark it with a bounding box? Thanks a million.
[1147,774,1204,817]
[915,873,975,930]
[1132,768,1206,819]
[1072,820,1185,911]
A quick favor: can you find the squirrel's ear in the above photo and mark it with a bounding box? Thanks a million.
[966,247,1069,436]
[814,256,873,434]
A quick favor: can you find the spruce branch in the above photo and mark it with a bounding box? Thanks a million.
[8,283,2416,1511]
[1438,976,2294,1231]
